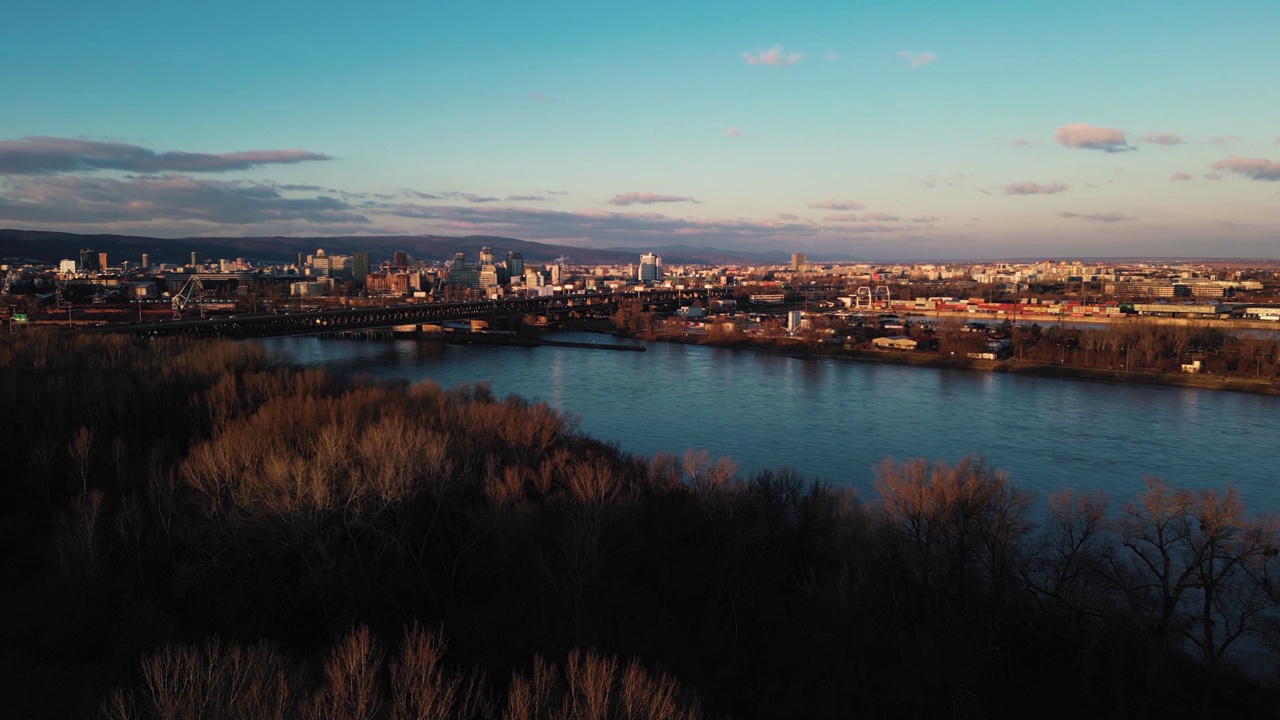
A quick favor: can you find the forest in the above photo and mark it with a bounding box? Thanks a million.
[1,330,1278,719]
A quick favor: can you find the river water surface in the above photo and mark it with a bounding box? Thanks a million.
[257,332,1280,512]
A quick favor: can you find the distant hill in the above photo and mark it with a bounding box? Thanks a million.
[0,229,836,267]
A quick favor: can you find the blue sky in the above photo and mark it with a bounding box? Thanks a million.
[2,0,1278,259]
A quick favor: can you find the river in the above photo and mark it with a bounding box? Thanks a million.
[257,332,1280,512]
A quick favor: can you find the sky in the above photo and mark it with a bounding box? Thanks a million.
[2,0,1278,259]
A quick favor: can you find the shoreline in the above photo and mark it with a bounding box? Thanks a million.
[605,330,1280,396]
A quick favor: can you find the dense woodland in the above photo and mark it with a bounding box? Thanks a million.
[2,330,1279,719]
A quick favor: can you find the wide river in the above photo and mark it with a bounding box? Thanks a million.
[257,332,1280,513]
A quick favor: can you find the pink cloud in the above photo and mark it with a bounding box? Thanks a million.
[808,198,865,210]
[859,212,899,221]
[742,45,802,66]
[1170,172,1192,181]
[1060,211,1130,222]
[897,51,937,68]
[1004,181,1068,195]
[607,191,700,206]
[1211,156,1280,181]
[1139,132,1183,146]
[1053,123,1130,152]
[726,127,742,137]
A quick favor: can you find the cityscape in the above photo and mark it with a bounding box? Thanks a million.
[4,0,1280,718]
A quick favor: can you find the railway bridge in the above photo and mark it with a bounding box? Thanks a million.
[91,289,713,340]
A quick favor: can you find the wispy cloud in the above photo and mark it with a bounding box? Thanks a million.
[0,174,369,226]
[1010,138,1032,147]
[530,92,557,103]
[808,198,865,210]
[777,212,799,221]
[1060,211,1131,222]
[726,127,742,137]
[911,215,940,223]
[1138,132,1183,146]
[1208,134,1241,146]
[1204,172,1223,180]
[897,51,937,68]
[742,45,802,66]
[1211,156,1280,181]
[504,195,553,201]
[920,176,938,189]
[607,191,700,206]
[441,191,500,203]
[1170,172,1192,181]
[1004,181,1068,195]
[1053,123,1131,153]
[0,136,330,175]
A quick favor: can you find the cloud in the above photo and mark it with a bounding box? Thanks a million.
[606,191,700,206]
[1059,211,1131,222]
[726,127,742,137]
[1138,132,1183,146]
[0,136,331,175]
[546,189,569,195]
[808,198,865,210]
[1053,123,1131,152]
[1003,181,1068,195]
[0,174,370,226]
[1010,138,1032,147]
[530,92,557,103]
[742,45,802,66]
[403,189,442,200]
[1275,137,1280,145]
[1208,134,1241,145]
[823,212,900,223]
[920,176,938,189]
[504,195,553,201]
[911,215,940,223]
[1211,156,1280,181]
[436,191,500,203]
[898,51,937,68]
[1204,172,1223,180]
[777,212,799,221]
[1170,172,1192,181]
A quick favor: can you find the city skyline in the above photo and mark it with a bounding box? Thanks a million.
[2,0,1279,259]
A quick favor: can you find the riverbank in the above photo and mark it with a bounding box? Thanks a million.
[620,331,1280,396]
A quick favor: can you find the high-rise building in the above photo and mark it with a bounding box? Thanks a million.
[639,253,663,282]
[79,249,100,273]
[353,252,370,287]
[479,246,495,265]
[191,251,205,268]
[140,253,150,269]
[506,251,524,280]
[392,251,412,269]
[98,252,109,270]
[791,253,807,271]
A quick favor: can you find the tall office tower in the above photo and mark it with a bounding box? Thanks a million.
[639,253,663,282]
[392,251,412,269]
[191,251,205,267]
[353,252,370,287]
[791,252,807,271]
[479,246,494,265]
[296,252,306,270]
[98,252,109,270]
[548,262,562,285]
[506,251,524,279]
[79,249,100,272]
[140,253,150,269]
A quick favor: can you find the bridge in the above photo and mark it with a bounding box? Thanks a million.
[91,289,714,340]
